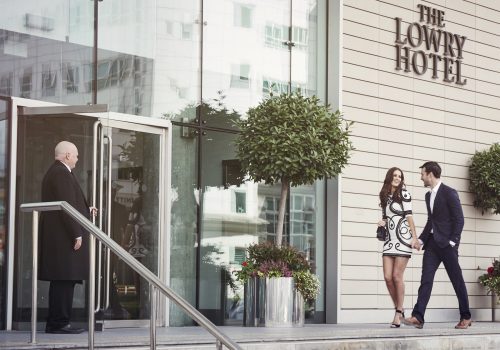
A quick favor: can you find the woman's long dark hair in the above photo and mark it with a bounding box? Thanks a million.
[379,167,405,208]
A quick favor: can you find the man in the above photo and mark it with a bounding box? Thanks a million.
[39,141,96,334]
[404,161,472,329]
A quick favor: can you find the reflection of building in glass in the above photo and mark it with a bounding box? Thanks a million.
[0,0,326,329]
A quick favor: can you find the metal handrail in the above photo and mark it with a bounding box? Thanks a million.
[21,201,242,350]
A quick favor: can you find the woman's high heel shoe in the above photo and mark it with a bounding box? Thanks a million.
[390,309,405,328]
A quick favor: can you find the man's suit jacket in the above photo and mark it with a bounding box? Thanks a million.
[419,183,465,249]
[39,161,90,281]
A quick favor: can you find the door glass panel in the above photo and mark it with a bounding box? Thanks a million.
[102,126,161,321]
[199,130,281,325]
[152,0,201,123]
[169,124,198,326]
[0,1,93,104]
[202,1,291,129]
[97,0,156,116]
[291,0,325,97]
[289,182,325,322]
[290,0,326,322]
[13,112,166,327]
[14,115,95,325]
[0,99,9,329]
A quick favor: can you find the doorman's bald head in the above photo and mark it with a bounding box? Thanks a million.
[54,141,77,161]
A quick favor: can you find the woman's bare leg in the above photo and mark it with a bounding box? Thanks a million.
[391,256,410,324]
[383,256,397,307]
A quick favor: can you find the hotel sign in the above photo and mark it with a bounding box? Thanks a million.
[395,4,467,85]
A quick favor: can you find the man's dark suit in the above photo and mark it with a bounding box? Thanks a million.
[39,160,90,331]
[412,182,471,323]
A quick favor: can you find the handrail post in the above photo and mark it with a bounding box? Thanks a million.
[88,234,96,350]
[30,211,39,344]
[216,339,223,350]
[150,284,157,350]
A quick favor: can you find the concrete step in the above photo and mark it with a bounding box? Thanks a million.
[3,323,500,350]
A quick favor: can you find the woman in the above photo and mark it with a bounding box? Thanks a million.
[378,167,418,328]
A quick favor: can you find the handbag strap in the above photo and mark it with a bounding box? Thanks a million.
[382,204,387,219]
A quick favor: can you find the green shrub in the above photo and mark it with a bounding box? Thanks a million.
[469,143,500,214]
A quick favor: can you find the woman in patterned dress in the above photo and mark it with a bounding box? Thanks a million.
[377,167,418,327]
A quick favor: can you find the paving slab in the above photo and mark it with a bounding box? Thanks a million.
[1,322,500,349]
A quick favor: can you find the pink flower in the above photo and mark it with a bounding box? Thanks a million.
[242,261,248,267]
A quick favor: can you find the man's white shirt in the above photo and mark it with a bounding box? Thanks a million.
[419,180,455,248]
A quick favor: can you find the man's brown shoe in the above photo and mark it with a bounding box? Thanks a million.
[403,316,423,329]
[455,318,472,329]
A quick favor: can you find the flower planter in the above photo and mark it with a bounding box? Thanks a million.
[493,293,500,322]
[243,276,304,327]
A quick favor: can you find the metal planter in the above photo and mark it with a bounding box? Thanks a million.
[493,293,500,322]
[244,276,304,327]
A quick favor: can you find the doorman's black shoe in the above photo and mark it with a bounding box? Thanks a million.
[45,324,85,334]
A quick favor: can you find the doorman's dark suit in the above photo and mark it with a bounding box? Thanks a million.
[412,183,471,323]
[39,161,90,330]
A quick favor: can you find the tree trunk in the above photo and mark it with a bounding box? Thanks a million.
[275,179,289,247]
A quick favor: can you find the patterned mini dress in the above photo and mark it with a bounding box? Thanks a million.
[383,189,413,258]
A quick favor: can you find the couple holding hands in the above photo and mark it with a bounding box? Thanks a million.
[378,161,472,330]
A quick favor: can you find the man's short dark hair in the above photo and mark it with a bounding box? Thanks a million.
[420,161,441,178]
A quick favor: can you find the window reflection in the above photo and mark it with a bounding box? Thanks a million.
[199,130,323,324]
[198,0,325,325]
[0,99,7,329]
[0,0,327,326]
[169,124,198,326]
[202,1,291,123]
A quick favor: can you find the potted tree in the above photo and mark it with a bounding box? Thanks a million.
[234,91,353,326]
[470,143,500,321]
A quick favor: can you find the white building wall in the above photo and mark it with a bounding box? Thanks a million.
[339,0,500,323]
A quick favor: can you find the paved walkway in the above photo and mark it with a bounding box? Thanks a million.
[2,322,500,349]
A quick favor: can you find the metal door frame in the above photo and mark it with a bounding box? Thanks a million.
[95,118,169,329]
[5,97,172,330]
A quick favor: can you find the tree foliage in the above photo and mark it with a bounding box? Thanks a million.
[235,91,354,187]
[235,91,354,246]
[469,143,500,215]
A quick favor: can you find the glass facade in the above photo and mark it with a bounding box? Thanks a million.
[0,98,8,330]
[0,0,327,327]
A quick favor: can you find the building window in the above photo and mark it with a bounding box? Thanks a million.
[262,78,289,95]
[97,61,110,90]
[290,194,314,252]
[24,13,54,32]
[230,64,250,88]
[181,23,192,40]
[233,248,246,265]
[222,159,244,188]
[42,64,57,97]
[165,20,174,36]
[264,23,288,49]
[265,23,308,51]
[234,192,246,213]
[0,74,13,96]
[20,68,32,98]
[84,64,92,93]
[63,64,79,94]
[234,4,253,28]
[292,26,308,50]
[109,60,119,87]
[263,196,278,238]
